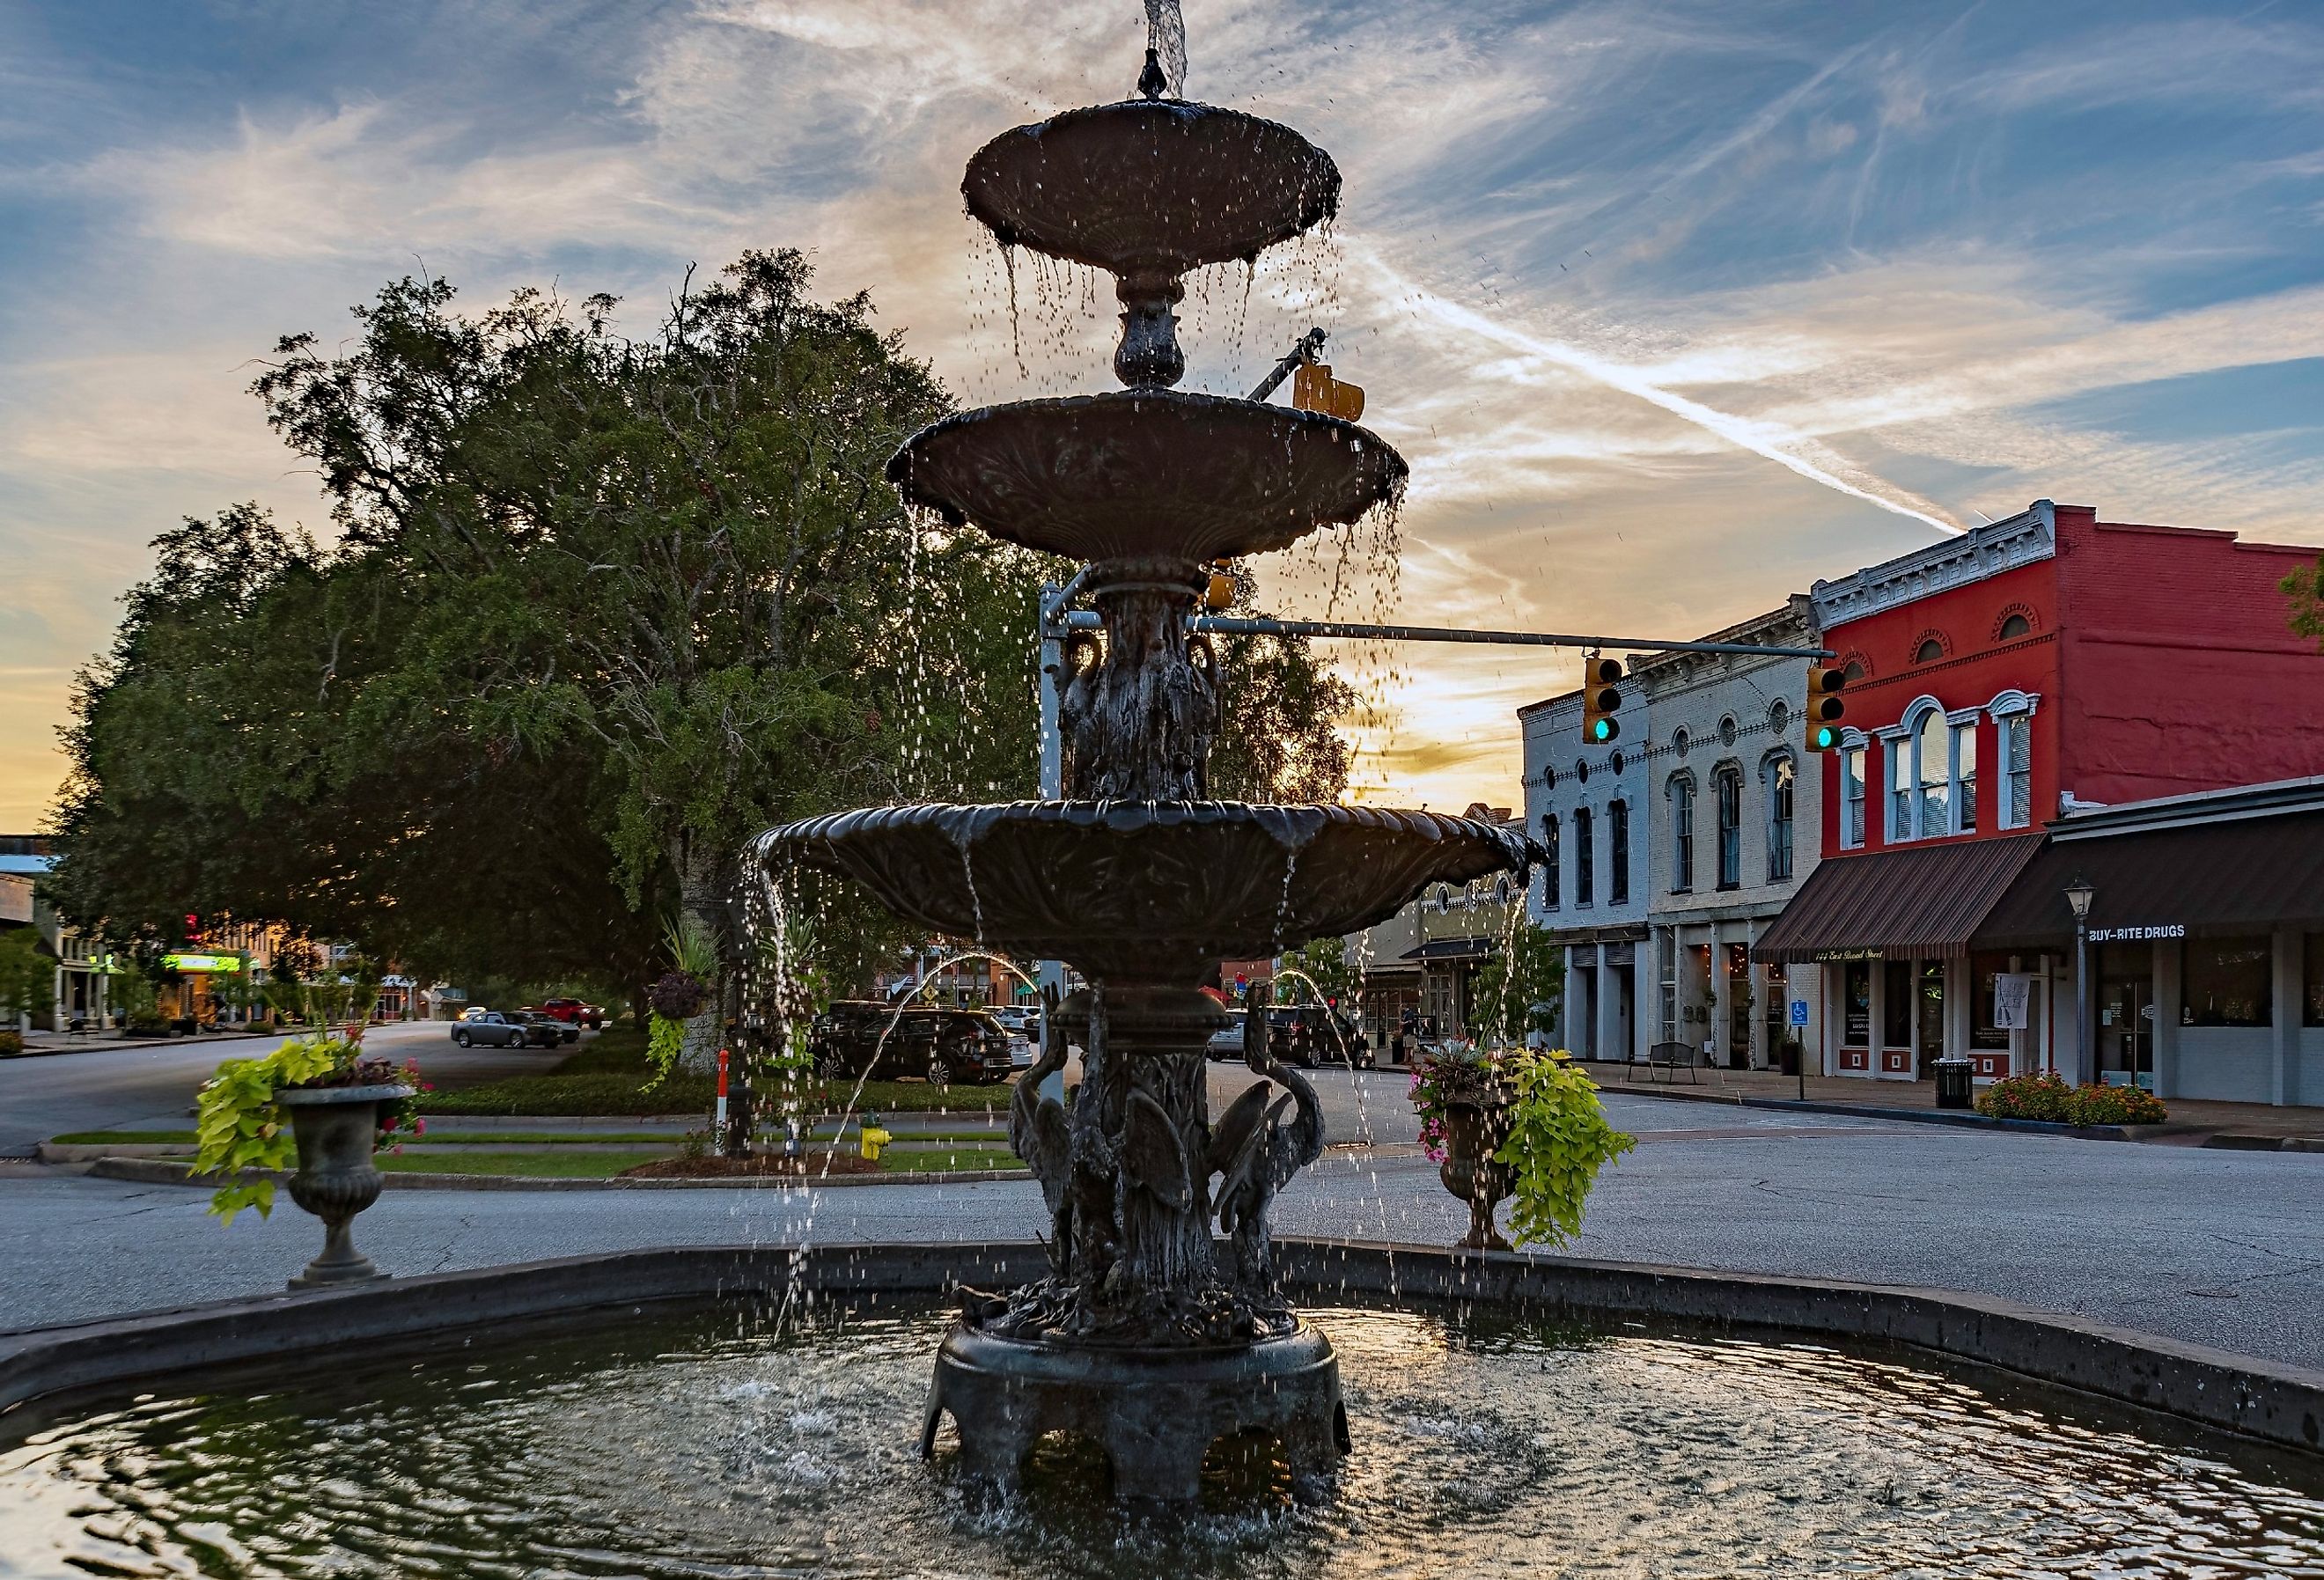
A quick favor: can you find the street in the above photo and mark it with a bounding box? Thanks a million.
[0,1021,563,1154]
[2,1081,2318,1370]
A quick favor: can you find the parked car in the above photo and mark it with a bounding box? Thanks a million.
[1266,1004,1371,1069]
[808,1001,1014,1084]
[513,1010,579,1045]
[450,1010,542,1048]
[1204,1009,1247,1061]
[989,1006,1039,1038]
[458,1006,492,1023]
[534,997,603,1029]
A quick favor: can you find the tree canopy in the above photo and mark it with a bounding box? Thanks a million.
[48,250,1364,1042]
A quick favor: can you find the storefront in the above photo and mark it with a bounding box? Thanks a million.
[1972,781,2324,1106]
[1752,834,2049,1082]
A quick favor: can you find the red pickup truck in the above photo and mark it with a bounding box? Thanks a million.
[529,997,603,1029]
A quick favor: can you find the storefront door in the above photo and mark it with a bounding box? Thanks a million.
[1725,944,1753,1069]
[2097,945,2154,1090]
[1916,960,1945,1077]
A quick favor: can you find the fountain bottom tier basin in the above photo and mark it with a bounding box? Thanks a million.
[5,1289,2319,1577]
[923,1322,1347,1504]
[761,801,1532,984]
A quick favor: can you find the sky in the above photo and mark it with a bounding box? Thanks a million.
[4,0,2323,827]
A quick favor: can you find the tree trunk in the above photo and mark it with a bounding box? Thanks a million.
[675,838,729,1076]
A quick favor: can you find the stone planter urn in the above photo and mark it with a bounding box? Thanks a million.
[1437,1095,1518,1253]
[276,1083,411,1290]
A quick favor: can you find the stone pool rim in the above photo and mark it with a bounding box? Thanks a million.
[3,1238,2318,1457]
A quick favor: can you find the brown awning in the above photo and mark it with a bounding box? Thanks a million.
[1401,937,1495,962]
[1975,809,2324,950]
[1751,834,2044,964]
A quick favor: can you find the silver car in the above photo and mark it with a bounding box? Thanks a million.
[1204,1009,1247,1061]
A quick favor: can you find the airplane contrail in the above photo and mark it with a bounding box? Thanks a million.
[1371,257,1963,537]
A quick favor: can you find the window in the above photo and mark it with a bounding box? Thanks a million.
[1971,952,2013,1050]
[1768,698,1790,735]
[1673,727,1690,760]
[1714,766,1743,889]
[2002,713,2032,829]
[1842,744,1867,848]
[1608,799,1630,904]
[1998,613,2031,640]
[1888,736,1913,841]
[1575,759,1589,785]
[2306,934,2324,1027]
[1842,960,1872,1047]
[1765,755,1795,881]
[1670,776,1695,892]
[1843,660,1867,683]
[1574,806,1595,907]
[1542,766,1556,790]
[2185,937,2272,1027]
[1718,714,1739,747]
[1953,721,1978,834]
[1918,710,1949,834]
[1916,637,1945,663]
[1541,814,1560,911]
[1887,702,1982,841]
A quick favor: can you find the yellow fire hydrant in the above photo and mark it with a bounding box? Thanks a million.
[858,1119,891,1162]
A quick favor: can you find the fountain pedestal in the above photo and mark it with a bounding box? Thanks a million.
[922,1321,1347,1503]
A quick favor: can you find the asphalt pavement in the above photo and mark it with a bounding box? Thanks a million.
[0,1020,563,1153]
[3,1085,2319,1370]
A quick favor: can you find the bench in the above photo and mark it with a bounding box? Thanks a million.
[1628,1041,1700,1084]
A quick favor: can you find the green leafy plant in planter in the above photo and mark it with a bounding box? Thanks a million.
[1492,1048,1637,1249]
[194,1033,426,1223]
[644,915,718,1087]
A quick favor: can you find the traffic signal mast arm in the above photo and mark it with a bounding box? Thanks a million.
[1051,608,1831,660]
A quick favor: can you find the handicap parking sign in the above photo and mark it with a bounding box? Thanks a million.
[1789,999,1810,1026]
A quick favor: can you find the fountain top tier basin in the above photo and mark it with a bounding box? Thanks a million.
[888,390,1405,564]
[762,801,1529,985]
[965,98,1339,277]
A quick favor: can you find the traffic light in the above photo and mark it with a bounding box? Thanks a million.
[1805,662,1847,751]
[1580,656,1623,745]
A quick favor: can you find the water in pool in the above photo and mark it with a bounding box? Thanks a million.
[2,1299,2318,1577]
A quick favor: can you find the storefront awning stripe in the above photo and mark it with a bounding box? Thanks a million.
[1975,810,2324,948]
[1750,834,2045,965]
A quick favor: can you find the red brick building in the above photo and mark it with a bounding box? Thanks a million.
[1756,500,2324,1091]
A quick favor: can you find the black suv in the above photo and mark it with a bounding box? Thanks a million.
[1266,1004,1372,1069]
[808,1001,1015,1084]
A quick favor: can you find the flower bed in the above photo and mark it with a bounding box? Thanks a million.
[1974,1069,2167,1126]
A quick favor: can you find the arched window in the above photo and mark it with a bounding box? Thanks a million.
[1673,727,1690,759]
[1714,763,1744,889]
[1916,637,1945,664]
[1998,613,2031,640]
[1541,814,1561,910]
[1843,659,1867,683]
[1669,775,1696,892]
[1886,700,1979,841]
[1763,753,1796,881]
[1840,733,1868,849]
[1574,806,1595,908]
[1608,799,1630,904]
[1989,691,2041,829]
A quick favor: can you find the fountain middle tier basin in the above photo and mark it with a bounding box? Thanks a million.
[761,801,1528,984]
[887,390,1406,564]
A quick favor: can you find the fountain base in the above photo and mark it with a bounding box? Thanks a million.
[920,1320,1348,1503]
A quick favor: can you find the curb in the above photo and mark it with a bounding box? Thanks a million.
[1596,1078,2148,1142]
[83,1156,1033,1192]
[2,1239,2317,1458]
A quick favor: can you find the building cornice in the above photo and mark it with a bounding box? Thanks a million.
[1811,501,2057,633]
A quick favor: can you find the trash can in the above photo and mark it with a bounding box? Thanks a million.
[1934,1057,1974,1110]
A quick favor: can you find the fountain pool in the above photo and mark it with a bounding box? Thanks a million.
[5,1293,2319,1578]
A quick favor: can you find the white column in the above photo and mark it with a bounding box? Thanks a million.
[1596,954,1622,1066]
[2274,927,2300,1107]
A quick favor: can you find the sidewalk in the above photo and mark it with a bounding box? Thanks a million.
[4,1025,283,1058]
[1578,1060,2324,1146]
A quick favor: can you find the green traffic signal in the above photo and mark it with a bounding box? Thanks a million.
[1590,716,1618,744]
[1813,724,1835,750]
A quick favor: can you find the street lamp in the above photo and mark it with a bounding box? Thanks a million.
[2064,875,2095,1083]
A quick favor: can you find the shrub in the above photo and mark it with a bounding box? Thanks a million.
[2065,1082,2168,1126]
[1975,1070,2071,1122]
[1975,1069,2166,1125]
[0,1030,23,1056]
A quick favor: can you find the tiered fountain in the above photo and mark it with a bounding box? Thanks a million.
[758,48,1530,1503]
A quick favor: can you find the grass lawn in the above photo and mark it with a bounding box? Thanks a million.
[416,1026,1021,1118]
[371,1145,1023,1179]
[52,1128,692,1148]
[377,1148,675,1178]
